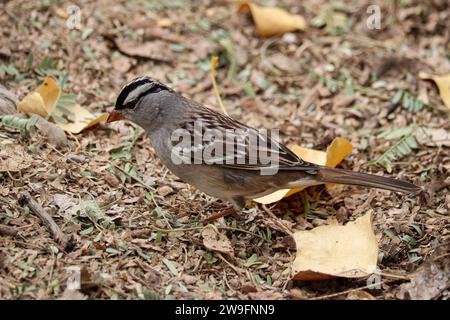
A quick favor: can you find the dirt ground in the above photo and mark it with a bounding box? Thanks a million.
[0,0,449,300]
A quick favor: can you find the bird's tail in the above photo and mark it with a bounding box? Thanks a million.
[317,167,420,194]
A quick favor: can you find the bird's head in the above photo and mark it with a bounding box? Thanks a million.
[108,76,173,129]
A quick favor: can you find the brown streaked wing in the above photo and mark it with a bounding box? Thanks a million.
[176,101,318,172]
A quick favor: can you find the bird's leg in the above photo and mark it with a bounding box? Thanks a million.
[202,197,244,224]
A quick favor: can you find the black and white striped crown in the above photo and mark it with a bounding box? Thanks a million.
[115,76,171,110]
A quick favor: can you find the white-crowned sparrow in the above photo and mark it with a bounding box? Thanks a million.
[107,76,420,213]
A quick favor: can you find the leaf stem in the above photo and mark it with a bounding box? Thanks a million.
[210,56,228,116]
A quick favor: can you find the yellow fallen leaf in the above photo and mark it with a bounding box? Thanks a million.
[53,7,69,19]
[325,137,353,168]
[16,92,49,117]
[292,211,378,281]
[238,2,306,37]
[18,77,60,116]
[17,77,108,134]
[157,18,173,28]
[419,71,450,110]
[55,106,109,134]
[253,138,352,204]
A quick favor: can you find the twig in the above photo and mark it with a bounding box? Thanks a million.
[128,225,264,239]
[0,225,18,236]
[217,253,245,274]
[113,164,155,192]
[18,192,74,251]
[433,253,450,262]
[310,280,390,300]
[379,272,411,281]
[261,204,293,236]
[68,131,81,153]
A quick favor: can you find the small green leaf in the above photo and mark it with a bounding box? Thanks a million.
[82,28,93,40]
[80,226,94,235]
[266,274,272,286]
[56,105,76,118]
[255,274,264,284]
[377,126,414,140]
[405,136,418,149]
[59,93,78,100]
[80,170,92,177]
[391,90,403,104]
[162,259,179,277]
[400,235,417,246]
[26,53,34,70]
[155,231,162,244]
[49,114,68,124]
[244,82,256,97]
[384,230,396,240]
[137,251,150,260]
[203,251,217,264]
[106,247,120,255]
[244,253,258,267]
[170,44,185,52]
[165,284,173,295]
[410,224,422,237]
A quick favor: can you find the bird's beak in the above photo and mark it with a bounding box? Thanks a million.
[107,110,125,123]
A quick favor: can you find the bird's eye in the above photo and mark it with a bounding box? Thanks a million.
[125,100,137,109]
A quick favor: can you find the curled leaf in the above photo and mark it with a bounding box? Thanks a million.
[238,2,306,37]
[253,138,352,204]
[17,77,108,133]
[419,71,450,110]
[292,212,378,281]
[18,77,60,116]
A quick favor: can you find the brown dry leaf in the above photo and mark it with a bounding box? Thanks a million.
[396,243,450,299]
[202,226,234,256]
[248,291,283,300]
[57,288,87,300]
[419,71,450,110]
[269,53,301,73]
[292,212,378,281]
[238,2,306,37]
[415,127,450,147]
[17,77,108,134]
[334,94,356,109]
[347,290,376,300]
[0,85,18,115]
[54,194,80,217]
[114,39,173,63]
[112,56,132,73]
[253,137,353,204]
[0,143,33,172]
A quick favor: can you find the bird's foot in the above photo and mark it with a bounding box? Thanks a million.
[202,206,239,224]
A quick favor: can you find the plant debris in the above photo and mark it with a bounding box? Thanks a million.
[0,0,448,300]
